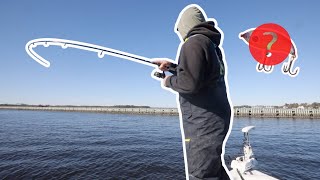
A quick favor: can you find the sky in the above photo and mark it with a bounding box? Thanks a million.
[0,0,319,107]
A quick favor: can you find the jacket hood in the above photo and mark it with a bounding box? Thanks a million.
[186,21,221,46]
[176,6,206,41]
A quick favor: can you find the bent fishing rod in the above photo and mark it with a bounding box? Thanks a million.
[25,38,176,78]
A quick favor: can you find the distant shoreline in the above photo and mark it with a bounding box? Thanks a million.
[0,105,178,115]
[1,105,320,119]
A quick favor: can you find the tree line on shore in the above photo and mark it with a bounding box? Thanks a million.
[235,102,320,109]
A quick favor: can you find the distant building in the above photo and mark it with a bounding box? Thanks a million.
[253,106,264,109]
[264,106,274,109]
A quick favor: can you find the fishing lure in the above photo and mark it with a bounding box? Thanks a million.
[239,28,299,77]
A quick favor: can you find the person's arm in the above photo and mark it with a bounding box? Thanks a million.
[165,37,207,94]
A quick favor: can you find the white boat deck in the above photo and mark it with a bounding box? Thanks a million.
[230,169,279,180]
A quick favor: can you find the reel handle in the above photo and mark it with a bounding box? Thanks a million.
[166,64,177,72]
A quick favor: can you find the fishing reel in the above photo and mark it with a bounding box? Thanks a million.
[153,71,166,79]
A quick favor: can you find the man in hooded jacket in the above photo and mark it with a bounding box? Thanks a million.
[154,5,231,180]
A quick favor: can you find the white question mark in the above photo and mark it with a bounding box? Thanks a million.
[263,32,278,57]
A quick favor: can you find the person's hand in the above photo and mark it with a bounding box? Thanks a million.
[152,58,174,71]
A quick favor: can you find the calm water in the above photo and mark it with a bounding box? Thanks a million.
[0,110,319,180]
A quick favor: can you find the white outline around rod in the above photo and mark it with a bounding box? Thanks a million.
[25,38,158,69]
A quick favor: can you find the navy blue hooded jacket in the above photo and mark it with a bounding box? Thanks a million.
[166,21,231,121]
